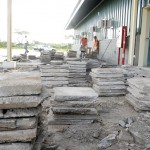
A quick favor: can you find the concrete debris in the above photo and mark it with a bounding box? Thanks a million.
[54,52,64,60]
[98,134,117,150]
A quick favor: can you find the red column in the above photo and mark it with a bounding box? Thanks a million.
[122,27,127,65]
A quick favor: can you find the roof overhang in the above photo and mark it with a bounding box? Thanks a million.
[65,0,104,30]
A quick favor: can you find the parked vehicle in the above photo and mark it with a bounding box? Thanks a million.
[33,45,55,52]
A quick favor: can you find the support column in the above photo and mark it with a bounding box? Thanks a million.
[7,0,12,61]
[138,8,150,67]
[128,0,138,65]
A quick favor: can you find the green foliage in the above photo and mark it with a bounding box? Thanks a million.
[0,41,7,48]
[50,43,72,52]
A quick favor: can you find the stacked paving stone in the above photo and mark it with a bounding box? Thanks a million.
[126,77,150,111]
[40,63,69,89]
[90,68,126,96]
[67,50,77,58]
[54,52,64,60]
[67,61,89,87]
[50,49,56,60]
[0,72,42,150]
[49,87,98,125]
[40,51,51,64]
[86,59,101,70]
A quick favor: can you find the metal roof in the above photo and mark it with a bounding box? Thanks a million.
[65,0,104,30]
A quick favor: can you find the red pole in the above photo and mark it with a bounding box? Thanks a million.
[122,27,127,65]
[118,48,120,65]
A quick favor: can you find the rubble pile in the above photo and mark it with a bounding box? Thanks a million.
[40,63,69,89]
[90,68,126,96]
[67,61,90,87]
[50,49,56,60]
[126,77,150,111]
[0,72,43,150]
[67,50,77,58]
[49,87,98,125]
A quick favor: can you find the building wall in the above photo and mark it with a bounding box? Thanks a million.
[72,0,132,64]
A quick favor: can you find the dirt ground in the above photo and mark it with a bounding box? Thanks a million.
[41,96,143,150]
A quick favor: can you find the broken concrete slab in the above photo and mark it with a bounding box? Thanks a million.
[127,87,150,100]
[1,108,39,119]
[0,96,42,109]
[65,58,80,61]
[127,77,150,92]
[52,114,97,120]
[54,87,98,101]
[40,64,68,69]
[90,72,124,78]
[41,77,68,81]
[49,117,94,125]
[67,61,87,65]
[0,128,36,143]
[50,60,64,65]
[93,84,126,90]
[41,72,69,77]
[0,72,42,97]
[0,143,32,150]
[68,83,90,87]
[0,117,36,131]
[129,121,150,145]
[126,94,150,111]
[40,69,69,73]
[52,107,98,115]
[68,73,86,78]
[118,130,134,143]
[98,134,117,150]
[92,68,125,74]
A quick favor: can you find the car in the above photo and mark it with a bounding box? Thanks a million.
[33,45,55,52]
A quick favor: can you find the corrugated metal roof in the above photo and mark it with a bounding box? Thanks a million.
[65,0,104,30]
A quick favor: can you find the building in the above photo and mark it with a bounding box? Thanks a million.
[65,0,150,67]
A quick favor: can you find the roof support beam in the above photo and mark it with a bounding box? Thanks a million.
[7,0,12,61]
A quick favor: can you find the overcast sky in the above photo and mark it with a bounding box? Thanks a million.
[0,0,78,43]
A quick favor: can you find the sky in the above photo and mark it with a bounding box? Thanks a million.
[0,0,78,43]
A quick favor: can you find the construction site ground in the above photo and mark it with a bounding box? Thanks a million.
[0,54,150,150]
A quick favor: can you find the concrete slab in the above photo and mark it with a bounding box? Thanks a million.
[0,143,32,150]
[41,69,69,73]
[1,108,39,119]
[52,107,97,115]
[41,72,69,77]
[67,61,87,65]
[0,96,42,109]
[0,128,36,143]
[128,77,150,92]
[0,117,36,131]
[54,87,98,101]
[90,72,124,78]
[0,72,41,97]
[40,64,68,69]
[92,68,125,74]
[2,61,16,69]
[41,77,68,81]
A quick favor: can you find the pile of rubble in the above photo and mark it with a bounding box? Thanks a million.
[90,68,126,96]
[40,62,69,89]
[0,72,43,150]
[86,59,101,70]
[49,87,98,125]
[126,77,150,111]
[67,61,90,87]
